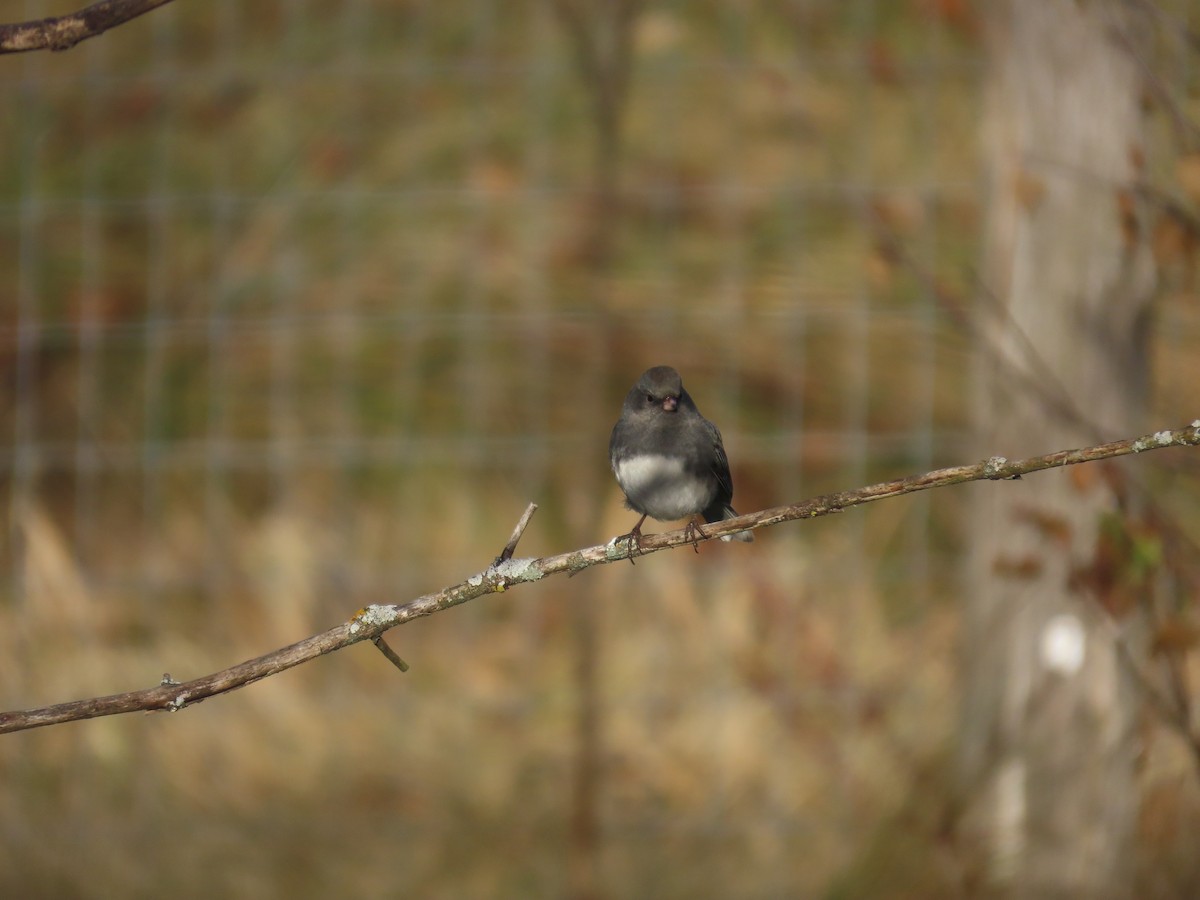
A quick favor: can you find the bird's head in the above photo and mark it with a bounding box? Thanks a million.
[635,365,684,414]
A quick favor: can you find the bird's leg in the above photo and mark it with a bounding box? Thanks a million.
[683,518,707,553]
[617,514,649,564]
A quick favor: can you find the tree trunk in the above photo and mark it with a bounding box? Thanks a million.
[963,1,1156,897]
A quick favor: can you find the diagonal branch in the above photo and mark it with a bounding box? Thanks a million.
[0,0,175,54]
[2,421,1199,735]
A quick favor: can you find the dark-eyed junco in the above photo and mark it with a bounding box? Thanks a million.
[610,365,754,550]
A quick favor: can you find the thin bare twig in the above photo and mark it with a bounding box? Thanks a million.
[2,422,1199,735]
[1100,614,1200,774]
[1107,2,1200,148]
[0,0,175,55]
[495,502,538,564]
[371,636,410,674]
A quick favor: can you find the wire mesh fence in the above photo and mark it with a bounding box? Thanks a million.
[3,1,1197,897]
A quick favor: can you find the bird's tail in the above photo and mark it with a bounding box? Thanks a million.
[708,505,754,543]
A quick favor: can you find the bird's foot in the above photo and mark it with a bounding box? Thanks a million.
[683,519,707,553]
[616,525,645,565]
[615,514,650,565]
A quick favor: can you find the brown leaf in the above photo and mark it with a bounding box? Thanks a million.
[1151,617,1200,655]
[916,0,980,37]
[1129,142,1145,174]
[1071,514,1162,618]
[1011,505,1072,546]
[1140,782,1185,845]
[1177,153,1200,207]
[1013,169,1045,212]
[1116,189,1139,248]
[866,40,901,85]
[992,554,1044,579]
[1153,212,1189,266]
[867,245,897,292]
[469,159,521,197]
[1068,462,1100,493]
[871,194,924,233]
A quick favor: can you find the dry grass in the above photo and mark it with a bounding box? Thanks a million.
[0,504,963,897]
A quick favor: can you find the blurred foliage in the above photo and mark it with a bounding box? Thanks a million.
[1,1,1200,898]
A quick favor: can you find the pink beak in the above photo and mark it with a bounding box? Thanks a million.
[662,396,678,412]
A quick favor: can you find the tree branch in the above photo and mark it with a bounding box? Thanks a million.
[2,421,1198,735]
[0,0,175,54]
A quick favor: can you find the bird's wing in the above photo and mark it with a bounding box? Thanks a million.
[608,416,630,468]
[702,419,735,499]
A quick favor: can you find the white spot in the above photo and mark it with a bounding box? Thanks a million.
[615,454,714,520]
[616,453,685,489]
[1154,430,1173,446]
[993,759,1026,877]
[468,574,483,587]
[1040,613,1085,674]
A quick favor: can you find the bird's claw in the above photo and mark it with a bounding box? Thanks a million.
[683,519,706,553]
[616,527,645,565]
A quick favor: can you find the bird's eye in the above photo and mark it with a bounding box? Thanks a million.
[646,393,655,403]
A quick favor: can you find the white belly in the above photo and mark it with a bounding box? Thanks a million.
[615,454,715,520]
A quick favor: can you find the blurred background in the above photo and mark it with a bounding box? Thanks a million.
[2,1,1200,897]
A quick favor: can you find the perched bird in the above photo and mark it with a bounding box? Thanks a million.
[609,365,754,551]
